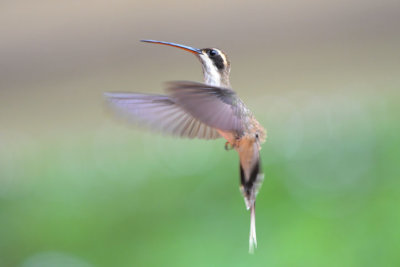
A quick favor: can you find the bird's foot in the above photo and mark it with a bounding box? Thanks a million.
[224,142,235,151]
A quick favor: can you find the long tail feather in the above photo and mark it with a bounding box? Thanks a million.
[249,202,257,254]
[238,142,263,253]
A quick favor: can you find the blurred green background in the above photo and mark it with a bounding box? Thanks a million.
[1,0,400,266]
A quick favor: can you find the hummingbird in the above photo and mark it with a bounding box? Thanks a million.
[104,40,266,253]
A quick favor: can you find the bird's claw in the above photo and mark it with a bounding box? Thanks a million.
[225,142,234,151]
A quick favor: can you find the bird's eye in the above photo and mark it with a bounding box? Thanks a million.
[255,133,259,139]
[208,49,217,57]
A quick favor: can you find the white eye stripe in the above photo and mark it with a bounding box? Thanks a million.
[220,53,227,67]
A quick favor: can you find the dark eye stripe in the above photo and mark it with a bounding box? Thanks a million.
[213,55,224,70]
[203,48,226,70]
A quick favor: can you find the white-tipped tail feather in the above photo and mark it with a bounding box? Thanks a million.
[249,203,257,254]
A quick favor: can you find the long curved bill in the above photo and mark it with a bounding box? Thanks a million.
[141,40,201,55]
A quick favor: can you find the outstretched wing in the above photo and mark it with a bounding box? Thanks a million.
[166,81,250,134]
[104,92,221,139]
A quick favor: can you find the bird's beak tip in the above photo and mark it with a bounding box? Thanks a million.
[140,39,201,54]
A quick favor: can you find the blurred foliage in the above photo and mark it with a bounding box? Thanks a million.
[0,93,399,266]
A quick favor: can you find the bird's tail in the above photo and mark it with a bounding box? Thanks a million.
[249,202,257,254]
[239,145,264,253]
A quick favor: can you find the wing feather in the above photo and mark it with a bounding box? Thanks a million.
[166,81,249,134]
[104,92,221,139]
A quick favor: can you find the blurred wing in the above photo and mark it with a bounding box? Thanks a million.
[104,92,221,139]
[166,81,249,133]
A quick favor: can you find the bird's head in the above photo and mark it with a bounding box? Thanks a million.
[141,40,231,87]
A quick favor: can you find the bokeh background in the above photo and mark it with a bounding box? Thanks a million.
[1,0,399,266]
